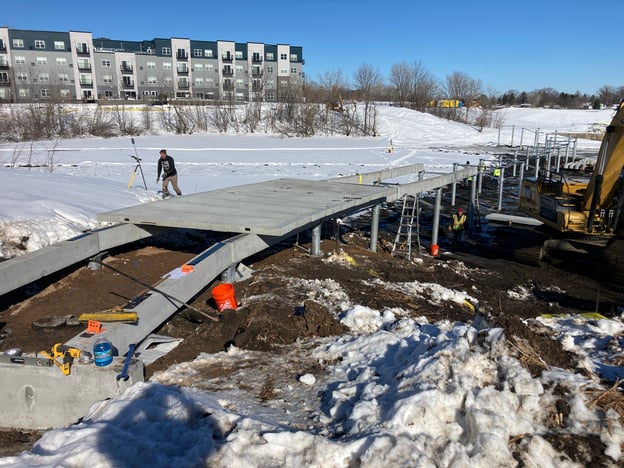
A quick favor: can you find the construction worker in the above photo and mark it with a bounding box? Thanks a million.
[451,207,467,246]
[156,149,182,198]
[493,165,501,187]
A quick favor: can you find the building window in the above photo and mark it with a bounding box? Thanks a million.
[101,60,111,67]
[204,49,213,57]
[266,80,275,87]
[164,77,172,85]
[19,88,30,97]
[236,92,244,101]
[41,89,51,97]
[235,79,244,87]
[56,57,67,66]
[104,90,113,98]
[162,47,171,55]
[206,64,213,72]
[0,71,8,83]
[235,65,243,73]
[266,92,274,100]
[38,73,50,82]
[206,79,214,87]
[13,39,24,48]
[76,42,89,54]
[193,49,202,57]
[290,53,298,61]
[54,41,65,50]
[290,67,297,74]
[266,66,273,73]
[147,61,156,69]
[37,57,47,65]
[163,62,172,70]
[195,77,203,85]
[15,56,26,64]
[103,75,112,84]
[60,89,71,97]
[235,51,243,59]
[147,76,157,85]
[35,40,45,49]
[280,68,288,74]
[266,52,274,60]
[58,73,69,82]
[194,63,203,71]
[78,58,91,70]
[79,74,93,85]
[280,53,287,60]
[17,72,28,81]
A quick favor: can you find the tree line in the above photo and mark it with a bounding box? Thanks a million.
[304,61,623,111]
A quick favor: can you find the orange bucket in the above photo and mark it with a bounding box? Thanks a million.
[212,283,238,312]
[430,244,439,256]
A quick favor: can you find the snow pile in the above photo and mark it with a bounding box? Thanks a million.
[4,310,622,466]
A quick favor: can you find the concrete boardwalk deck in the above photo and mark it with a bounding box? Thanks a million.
[97,178,391,236]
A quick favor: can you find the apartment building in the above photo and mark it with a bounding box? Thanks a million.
[0,28,304,103]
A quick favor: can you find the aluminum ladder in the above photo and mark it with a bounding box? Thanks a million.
[391,194,420,260]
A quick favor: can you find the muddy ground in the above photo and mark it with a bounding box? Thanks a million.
[1,186,624,465]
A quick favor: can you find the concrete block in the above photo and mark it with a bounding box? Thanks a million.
[0,357,144,430]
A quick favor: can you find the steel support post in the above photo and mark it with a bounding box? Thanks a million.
[431,188,442,249]
[310,224,323,257]
[369,204,380,253]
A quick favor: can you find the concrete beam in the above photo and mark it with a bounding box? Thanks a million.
[65,233,284,359]
[0,224,155,297]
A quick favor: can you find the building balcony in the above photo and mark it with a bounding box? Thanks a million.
[122,80,135,88]
[252,56,263,64]
[76,45,90,55]
[223,84,234,91]
[0,43,6,51]
[0,78,10,86]
[79,79,93,87]
[120,64,134,73]
[177,66,189,74]
[78,64,92,71]
[178,81,189,89]
[251,70,263,78]
[222,55,233,63]
[0,62,9,70]
[222,68,234,77]
[176,51,188,60]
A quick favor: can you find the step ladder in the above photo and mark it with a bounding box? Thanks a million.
[391,195,421,260]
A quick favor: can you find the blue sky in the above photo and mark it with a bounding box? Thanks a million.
[3,0,622,95]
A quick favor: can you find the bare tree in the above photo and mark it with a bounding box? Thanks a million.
[442,71,483,120]
[411,61,439,111]
[389,62,414,107]
[353,64,384,135]
[317,70,348,110]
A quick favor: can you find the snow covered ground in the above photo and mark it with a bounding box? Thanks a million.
[1,104,623,467]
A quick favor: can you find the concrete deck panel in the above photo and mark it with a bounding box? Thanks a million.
[97,178,390,236]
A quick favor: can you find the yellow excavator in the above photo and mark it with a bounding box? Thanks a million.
[517,99,624,284]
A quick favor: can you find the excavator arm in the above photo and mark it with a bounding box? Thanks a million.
[583,100,624,216]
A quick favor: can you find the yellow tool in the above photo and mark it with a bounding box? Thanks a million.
[78,308,138,323]
[39,343,82,376]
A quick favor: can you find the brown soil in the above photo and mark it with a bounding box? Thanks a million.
[1,193,623,463]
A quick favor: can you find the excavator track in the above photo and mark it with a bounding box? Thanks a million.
[511,246,544,266]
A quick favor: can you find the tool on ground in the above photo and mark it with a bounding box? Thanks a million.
[95,258,219,322]
[79,308,138,323]
[0,353,54,367]
[116,343,136,381]
[39,343,82,376]
[128,138,147,190]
